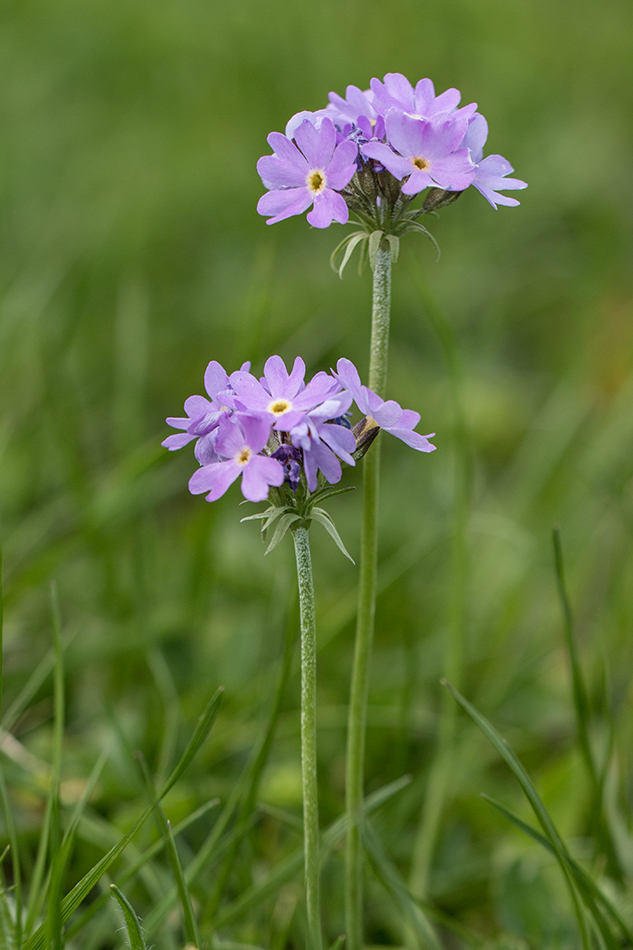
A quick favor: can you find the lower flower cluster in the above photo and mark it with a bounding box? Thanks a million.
[163,355,435,504]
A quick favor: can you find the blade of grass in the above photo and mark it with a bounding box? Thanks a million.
[24,584,65,939]
[363,821,442,950]
[481,794,633,949]
[138,754,200,949]
[215,775,412,930]
[442,679,592,950]
[0,771,22,947]
[65,798,219,942]
[552,526,622,881]
[110,885,149,950]
[23,687,223,950]
[202,598,296,928]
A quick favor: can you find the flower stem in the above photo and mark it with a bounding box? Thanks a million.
[292,524,322,950]
[345,243,392,950]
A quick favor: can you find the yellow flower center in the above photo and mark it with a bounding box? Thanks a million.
[412,156,430,171]
[306,169,326,194]
[268,398,292,416]
[237,447,252,466]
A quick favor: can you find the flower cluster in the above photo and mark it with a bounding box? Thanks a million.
[163,355,435,504]
[257,72,527,231]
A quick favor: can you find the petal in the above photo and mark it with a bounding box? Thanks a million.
[318,423,356,464]
[428,150,475,191]
[385,110,425,159]
[162,432,195,450]
[241,456,284,502]
[362,141,413,180]
[257,188,313,224]
[293,119,322,166]
[235,411,274,453]
[203,361,229,399]
[306,189,348,228]
[257,155,308,188]
[412,78,436,115]
[182,395,212,419]
[382,72,415,111]
[419,113,469,159]
[189,460,240,500]
[324,140,359,189]
[266,131,309,171]
[428,87,461,114]
[315,118,337,169]
[388,428,436,451]
[463,113,488,160]
[401,168,433,195]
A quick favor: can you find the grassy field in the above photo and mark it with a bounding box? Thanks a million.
[1,0,633,946]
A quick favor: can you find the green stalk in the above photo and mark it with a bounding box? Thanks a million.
[292,525,322,950]
[408,271,470,902]
[345,243,392,950]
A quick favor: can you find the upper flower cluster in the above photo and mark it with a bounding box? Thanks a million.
[257,72,527,231]
[163,355,435,504]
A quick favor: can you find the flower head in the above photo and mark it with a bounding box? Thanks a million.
[257,118,358,228]
[257,73,527,235]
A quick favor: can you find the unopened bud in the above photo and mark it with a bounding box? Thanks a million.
[352,416,380,459]
[422,188,463,212]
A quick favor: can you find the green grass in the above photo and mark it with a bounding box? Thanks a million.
[1,0,633,946]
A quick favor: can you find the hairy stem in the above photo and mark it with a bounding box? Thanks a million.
[345,244,392,950]
[292,525,322,950]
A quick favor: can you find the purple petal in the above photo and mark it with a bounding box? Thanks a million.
[426,149,475,191]
[162,432,195,450]
[266,132,309,172]
[194,433,220,465]
[241,455,284,502]
[318,423,356,464]
[236,411,274,453]
[384,110,426,160]
[204,361,229,400]
[388,428,436,451]
[428,87,461,114]
[362,141,413,180]
[257,155,308,188]
[183,395,212,419]
[324,140,358,190]
[401,168,434,195]
[371,400,404,429]
[263,355,304,398]
[315,118,337,169]
[382,73,416,112]
[412,78,436,115]
[189,460,240,500]
[463,113,488,161]
[306,189,348,228]
[418,113,469,159]
[293,119,322,166]
[257,188,313,224]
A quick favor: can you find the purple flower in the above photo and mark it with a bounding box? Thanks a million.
[463,114,528,209]
[257,118,359,228]
[291,415,356,492]
[369,73,476,122]
[334,359,436,452]
[188,413,284,503]
[162,360,251,465]
[222,355,340,431]
[362,110,475,195]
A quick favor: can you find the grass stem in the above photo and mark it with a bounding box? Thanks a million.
[345,244,392,950]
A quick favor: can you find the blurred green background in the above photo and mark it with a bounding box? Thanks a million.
[1,0,633,945]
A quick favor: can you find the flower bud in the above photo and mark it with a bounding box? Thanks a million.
[352,416,380,459]
[422,188,463,212]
